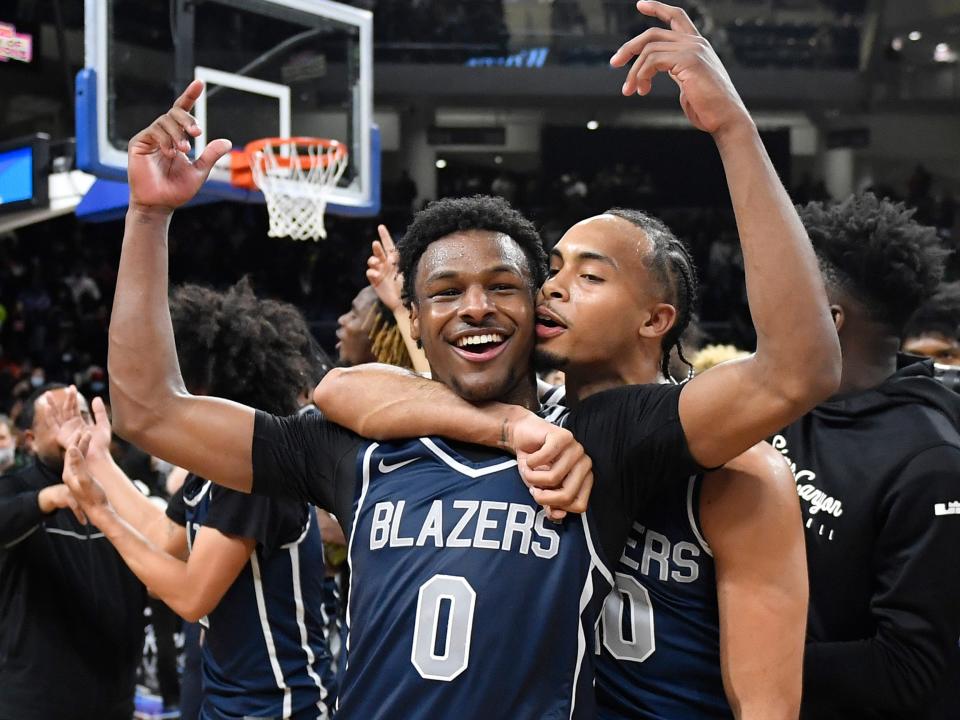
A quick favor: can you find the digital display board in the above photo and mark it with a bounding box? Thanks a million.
[0,134,49,214]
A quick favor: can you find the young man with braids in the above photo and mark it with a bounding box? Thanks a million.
[313,4,825,717]
[771,194,960,719]
[56,279,338,720]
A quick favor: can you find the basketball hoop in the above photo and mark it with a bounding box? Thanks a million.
[233,137,349,241]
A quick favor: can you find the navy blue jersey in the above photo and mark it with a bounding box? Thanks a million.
[169,477,336,720]
[251,384,701,720]
[594,475,729,720]
[541,385,730,719]
[339,437,612,719]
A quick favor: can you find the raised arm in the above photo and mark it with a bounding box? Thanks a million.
[63,439,253,622]
[612,2,840,467]
[367,224,430,374]
[314,364,592,513]
[108,80,255,492]
[700,443,807,719]
[55,392,187,554]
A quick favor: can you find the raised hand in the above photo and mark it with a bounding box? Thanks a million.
[366,224,404,312]
[610,1,750,136]
[62,432,112,526]
[127,80,233,212]
[85,397,114,464]
[506,413,595,519]
[37,385,86,453]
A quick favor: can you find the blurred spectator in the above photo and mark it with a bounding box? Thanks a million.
[903,281,960,366]
[336,286,380,366]
[0,385,146,720]
[0,414,16,472]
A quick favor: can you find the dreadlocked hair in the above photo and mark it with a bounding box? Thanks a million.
[397,195,547,306]
[798,193,949,335]
[368,300,414,369]
[605,207,700,380]
[169,277,331,416]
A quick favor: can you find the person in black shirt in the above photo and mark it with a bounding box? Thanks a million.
[0,385,145,720]
[769,193,960,719]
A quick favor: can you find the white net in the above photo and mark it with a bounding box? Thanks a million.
[248,139,349,241]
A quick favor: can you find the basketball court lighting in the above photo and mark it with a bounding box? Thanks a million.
[586,120,599,130]
[494,155,503,165]
[435,158,447,169]
[909,31,922,41]
[934,43,956,62]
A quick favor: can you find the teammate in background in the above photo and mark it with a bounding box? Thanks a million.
[0,385,145,720]
[336,285,380,367]
[771,194,960,719]
[58,279,336,720]
[903,280,960,366]
[365,223,430,373]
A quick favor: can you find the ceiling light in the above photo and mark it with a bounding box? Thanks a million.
[586,120,599,130]
[935,42,957,62]
[908,30,922,41]
[435,158,447,169]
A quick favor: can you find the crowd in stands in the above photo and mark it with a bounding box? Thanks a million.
[364,0,864,68]
[1,160,957,446]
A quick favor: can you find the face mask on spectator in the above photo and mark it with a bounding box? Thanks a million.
[0,445,16,468]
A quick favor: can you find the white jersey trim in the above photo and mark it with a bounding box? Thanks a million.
[182,480,212,507]
[419,437,518,477]
[686,475,713,557]
[250,552,292,718]
[281,504,313,549]
[569,569,593,720]
[569,513,614,718]
[340,442,379,710]
[289,539,330,717]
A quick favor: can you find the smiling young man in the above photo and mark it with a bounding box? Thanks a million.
[312,3,829,717]
[100,77,710,718]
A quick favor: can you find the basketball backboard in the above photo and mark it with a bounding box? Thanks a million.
[77,0,378,217]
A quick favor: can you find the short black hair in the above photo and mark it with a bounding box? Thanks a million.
[605,207,700,379]
[16,383,68,431]
[170,277,330,416]
[799,193,949,334]
[905,280,960,340]
[397,195,547,306]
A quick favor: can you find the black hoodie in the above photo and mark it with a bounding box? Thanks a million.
[771,357,960,719]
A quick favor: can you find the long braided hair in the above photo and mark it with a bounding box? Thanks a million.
[368,299,414,369]
[605,208,700,380]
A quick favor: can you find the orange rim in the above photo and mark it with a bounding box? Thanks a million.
[231,137,348,188]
